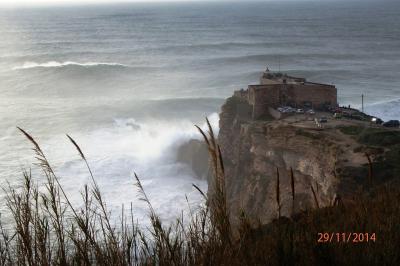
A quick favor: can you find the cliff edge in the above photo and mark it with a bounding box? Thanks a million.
[217,96,400,226]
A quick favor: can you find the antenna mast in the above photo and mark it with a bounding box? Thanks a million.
[362,94,364,113]
[278,56,281,73]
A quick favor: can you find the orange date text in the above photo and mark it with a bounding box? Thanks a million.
[317,232,376,243]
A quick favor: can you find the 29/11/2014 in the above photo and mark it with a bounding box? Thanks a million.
[317,232,376,243]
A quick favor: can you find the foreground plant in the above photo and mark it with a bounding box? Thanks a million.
[0,122,399,265]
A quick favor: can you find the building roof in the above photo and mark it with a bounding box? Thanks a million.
[261,70,335,87]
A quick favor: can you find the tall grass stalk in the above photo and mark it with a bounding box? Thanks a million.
[0,124,398,265]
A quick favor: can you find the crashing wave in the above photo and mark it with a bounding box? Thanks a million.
[364,98,400,121]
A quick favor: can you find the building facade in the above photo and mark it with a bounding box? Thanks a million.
[234,70,337,119]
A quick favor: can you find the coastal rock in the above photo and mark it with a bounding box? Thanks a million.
[176,139,209,180]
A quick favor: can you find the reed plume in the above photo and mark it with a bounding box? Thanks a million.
[310,185,320,209]
[290,167,295,216]
[276,167,281,218]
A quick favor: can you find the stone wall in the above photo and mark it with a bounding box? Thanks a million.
[234,89,249,100]
[249,85,280,119]
[237,80,337,120]
[288,83,337,109]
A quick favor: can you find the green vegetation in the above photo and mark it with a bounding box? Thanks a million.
[249,182,400,265]
[0,122,399,265]
[340,125,400,187]
[338,125,364,135]
[339,125,400,146]
[358,129,400,146]
[370,144,400,184]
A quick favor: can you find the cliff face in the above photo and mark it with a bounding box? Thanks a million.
[176,139,209,180]
[217,96,400,226]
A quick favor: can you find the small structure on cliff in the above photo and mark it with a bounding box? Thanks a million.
[234,68,337,119]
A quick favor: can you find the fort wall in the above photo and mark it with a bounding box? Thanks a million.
[233,71,338,120]
[288,84,337,109]
[234,89,249,100]
[249,85,280,119]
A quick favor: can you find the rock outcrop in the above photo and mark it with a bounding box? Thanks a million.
[216,96,400,226]
[176,139,209,180]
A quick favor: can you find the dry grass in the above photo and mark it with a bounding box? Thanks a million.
[0,121,399,265]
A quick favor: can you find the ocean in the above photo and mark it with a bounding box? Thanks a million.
[0,0,399,225]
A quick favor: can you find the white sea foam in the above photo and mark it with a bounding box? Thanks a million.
[13,61,128,70]
[40,113,219,227]
[364,98,400,121]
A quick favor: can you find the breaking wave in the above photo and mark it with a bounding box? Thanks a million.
[13,61,129,70]
[48,113,220,225]
[365,98,400,121]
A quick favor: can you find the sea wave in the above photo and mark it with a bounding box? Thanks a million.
[153,40,323,54]
[49,113,219,225]
[12,61,129,70]
[365,98,400,121]
[207,53,360,65]
[113,114,218,159]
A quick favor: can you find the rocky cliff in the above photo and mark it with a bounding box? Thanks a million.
[176,139,209,180]
[217,96,400,226]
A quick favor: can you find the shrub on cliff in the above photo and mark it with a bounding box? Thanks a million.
[358,129,400,146]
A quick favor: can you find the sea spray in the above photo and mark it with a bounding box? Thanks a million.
[3,113,219,228]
